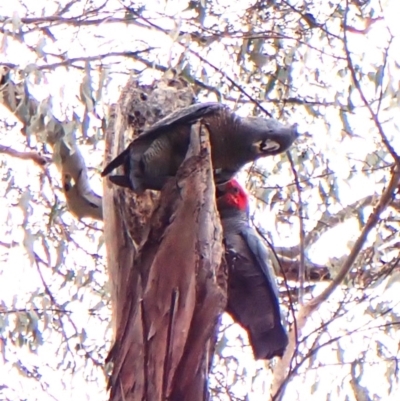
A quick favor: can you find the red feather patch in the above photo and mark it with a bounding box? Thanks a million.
[223,180,248,211]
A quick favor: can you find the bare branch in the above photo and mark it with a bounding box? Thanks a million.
[0,66,102,220]
[274,194,375,258]
[306,167,400,311]
[343,3,399,165]
[0,144,50,166]
[287,151,306,304]
[120,6,273,117]
[37,48,156,71]
[272,166,400,399]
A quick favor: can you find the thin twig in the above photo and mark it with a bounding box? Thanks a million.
[272,166,400,399]
[34,254,104,368]
[0,144,50,166]
[307,166,400,312]
[287,152,305,305]
[343,1,399,165]
[122,5,273,117]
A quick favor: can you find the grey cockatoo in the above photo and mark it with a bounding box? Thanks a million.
[217,179,288,359]
[102,102,298,193]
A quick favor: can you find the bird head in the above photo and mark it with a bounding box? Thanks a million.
[216,179,249,215]
[242,117,299,157]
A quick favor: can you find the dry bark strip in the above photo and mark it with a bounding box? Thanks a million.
[107,122,226,401]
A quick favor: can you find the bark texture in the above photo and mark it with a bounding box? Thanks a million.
[103,76,226,401]
[103,76,194,333]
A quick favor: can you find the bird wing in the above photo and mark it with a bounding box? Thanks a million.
[240,227,281,303]
[237,226,288,358]
[133,101,225,143]
[101,102,225,177]
[101,147,130,177]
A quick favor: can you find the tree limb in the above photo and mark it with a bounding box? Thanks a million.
[0,144,50,166]
[274,194,375,258]
[306,167,400,312]
[272,166,400,399]
[107,120,226,401]
[0,65,102,220]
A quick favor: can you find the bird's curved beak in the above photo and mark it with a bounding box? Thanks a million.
[258,139,281,153]
[215,182,228,198]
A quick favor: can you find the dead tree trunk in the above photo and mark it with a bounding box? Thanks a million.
[103,76,226,401]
